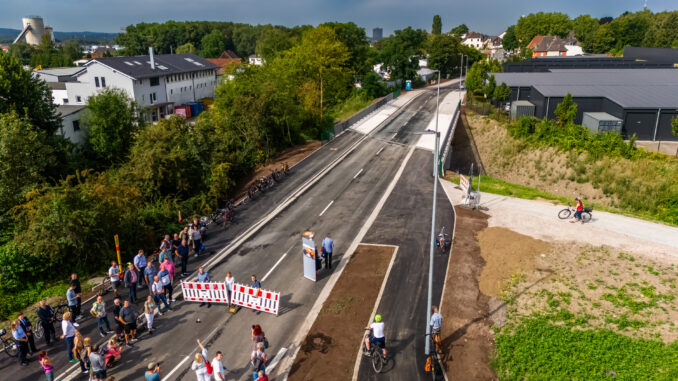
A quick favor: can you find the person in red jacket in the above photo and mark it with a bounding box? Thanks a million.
[571,197,584,224]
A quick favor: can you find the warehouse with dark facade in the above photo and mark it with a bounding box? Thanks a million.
[494,68,678,141]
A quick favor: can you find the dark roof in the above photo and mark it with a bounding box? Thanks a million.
[623,47,678,64]
[89,53,219,80]
[219,50,240,59]
[56,105,86,117]
[528,36,567,52]
[464,32,488,40]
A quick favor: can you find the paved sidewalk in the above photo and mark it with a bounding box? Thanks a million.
[440,179,678,261]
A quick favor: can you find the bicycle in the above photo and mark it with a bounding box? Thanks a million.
[0,328,18,358]
[558,203,592,223]
[435,227,451,254]
[362,329,387,373]
[33,323,44,340]
[54,304,69,322]
[425,333,443,380]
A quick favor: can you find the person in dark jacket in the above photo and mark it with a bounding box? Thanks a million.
[36,300,56,346]
[70,273,83,320]
[18,312,38,353]
[124,263,139,303]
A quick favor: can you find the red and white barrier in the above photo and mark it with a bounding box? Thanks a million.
[181,281,230,304]
[230,282,280,315]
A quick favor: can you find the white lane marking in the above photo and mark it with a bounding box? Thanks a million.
[53,363,79,381]
[375,147,385,156]
[279,146,416,380]
[353,168,363,179]
[266,347,288,373]
[319,200,334,217]
[162,355,191,380]
[262,250,290,282]
[391,132,398,140]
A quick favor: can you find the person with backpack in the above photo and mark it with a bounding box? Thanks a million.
[250,342,267,380]
[190,339,212,381]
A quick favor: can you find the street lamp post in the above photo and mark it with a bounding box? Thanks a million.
[458,53,465,91]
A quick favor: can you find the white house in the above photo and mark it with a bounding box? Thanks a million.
[248,55,264,66]
[56,105,86,144]
[461,32,488,49]
[66,51,218,122]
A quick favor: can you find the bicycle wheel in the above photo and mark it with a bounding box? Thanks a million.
[558,208,571,219]
[430,354,439,381]
[581,212,592,223]
[3,338,18,357]
[55,306,66,322]
[371,350,384,373]
[33,324,44,339]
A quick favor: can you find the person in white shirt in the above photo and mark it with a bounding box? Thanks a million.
[60,312,78,362]
[108,261,121,297]
[364,314,386,359]
[211,351,227,381]
[225,272,235,306]
[191,339,210,381]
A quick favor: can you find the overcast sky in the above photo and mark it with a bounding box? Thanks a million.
[1,0,676,36]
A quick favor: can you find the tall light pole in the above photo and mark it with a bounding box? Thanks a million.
[458,53,465,91]
[425,70,441,357]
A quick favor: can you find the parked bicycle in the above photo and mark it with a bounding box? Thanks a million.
[362,328,387,373]
[33,322,44,340]
[54,304,69,322]
[0,328,18,358]
[425,333,443,380]
[435,227,451,254]
[558,203,592,223]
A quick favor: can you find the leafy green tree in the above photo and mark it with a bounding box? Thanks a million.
[201,29,226,58]
[493,82,512,102]
[465,64,484,94]
[0,112,54,213]
[555,93,577,125]
[642,11,678,48]
[255,26,294,62]
[61,40,83,63]
[515,12,572,47]
[322,22,371,76]
[573,15,599,52]
[432,15,442,35]
[361,71,388,98]
[450,24,469,37]
[232,24,259,58]
[672,116,678,139]
[376,27,427,82]
[484,75,496,100]
[0,51,61,134]
[83,88,144,166]
[176,42,197,54]
[427,34,461,77]
[8,42,33,65]
[502,26,518,52]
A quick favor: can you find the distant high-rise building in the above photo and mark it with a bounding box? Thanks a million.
[372,27,383,41]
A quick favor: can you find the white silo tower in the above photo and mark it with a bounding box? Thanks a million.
[14,16,50,45]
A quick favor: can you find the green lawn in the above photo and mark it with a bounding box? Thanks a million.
[445,175,570,204]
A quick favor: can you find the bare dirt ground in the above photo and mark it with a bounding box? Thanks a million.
[231,140,322,199]
[439,206,497,381]
[287,244,394,381]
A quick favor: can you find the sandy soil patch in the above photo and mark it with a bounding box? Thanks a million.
[287,244,394,381]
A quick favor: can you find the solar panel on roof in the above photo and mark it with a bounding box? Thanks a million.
[192,62,204,66]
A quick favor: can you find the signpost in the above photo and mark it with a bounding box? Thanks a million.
[114,235,122,270]
[460,174,470,196]
[302,231,317,282]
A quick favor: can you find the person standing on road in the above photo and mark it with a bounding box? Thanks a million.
[70,273,83,321]
[111,298,124,340]
[37,300,56,346]
[39,351,54,381]
[108,261,121,298]
[255,370,269,381]
[158,262,174,304]
[171,233,182,261]
[225,272,235,306]
[116,300,138,346]
[430,306,443,354]
[179,225,191,247]
[197,267,212,307]
[134,250,147,288]
[250,342,267,380]
[322,234,334,270]
[211,351,227,381]
[251,325,265,350]
[191,339,210,381]
[144,261,157,292]
[161,258,176,302]
[60,312,78,363]
[144,295,157,335]
[191,224,203,257]
[11,320,29,366]
[89,344,106,381]
[250,275,261,290]
[152,275,172,312]
[177,239,190,276]
[124,263,139,303]
[67,284,80,326]
[18,311,38,354]
[145,362,162,381]
[90,296,112,337]
[158,246,173,264]
[160,234,172,254]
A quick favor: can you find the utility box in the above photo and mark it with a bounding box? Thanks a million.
[510,100,535,119]
[582,112,623,134]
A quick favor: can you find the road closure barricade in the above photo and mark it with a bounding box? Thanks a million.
[181,281,230,304]
[231,282,280,315]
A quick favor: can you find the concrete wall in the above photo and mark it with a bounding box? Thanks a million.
[59,110,86,145]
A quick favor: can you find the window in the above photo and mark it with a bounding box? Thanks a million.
[150,77,159,86]
[72,120,80,131]
[94,77,100,87]
[101,77,106,87]
[62,98,69,104]
[170,89,173,94]
[150,92,157,104]
[76,96,82,102]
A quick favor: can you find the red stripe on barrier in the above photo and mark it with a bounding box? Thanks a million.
[240,286,245,293]
[248,288,253,295]
[189,283,194,289]
[266,292,271,299]
[265,308,270,312]
[197,284,202,290]
[275,294,279,301]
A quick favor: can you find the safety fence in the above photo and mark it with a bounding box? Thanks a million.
[180,281,280,315]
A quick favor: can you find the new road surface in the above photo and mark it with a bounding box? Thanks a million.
[0,81,461,381]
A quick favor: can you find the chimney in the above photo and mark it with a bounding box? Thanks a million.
[149,47,155,70]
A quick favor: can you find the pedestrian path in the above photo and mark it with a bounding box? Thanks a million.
[350,90,421,135]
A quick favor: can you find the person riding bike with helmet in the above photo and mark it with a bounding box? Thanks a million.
[364,314,387,360]
[571,197,584,224]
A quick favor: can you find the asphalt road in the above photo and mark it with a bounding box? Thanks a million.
[0,83,458,381]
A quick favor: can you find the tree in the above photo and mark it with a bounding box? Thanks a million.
[502,26,518,52]
[376,27,427,81]
[361,71,388,98]
[255,26,294,62]
[176,42,197,54]
[323,22,371,76]
[599,16,613,25]
[0,51,61,134]
[573,15,599,52]
[0,112,54,213]
[427,34,461,77]
[643,12,678,48]
[201,30,227,58]
[83,88,144,166]
[555,93,577,125]
[432,15,442,35]
[450,24,469,37]
[493,82,511,102]
[515,12,572,47]
[465,64,485,94]
[484,75,496,100]
[8,42,33,65]
[672,115,678,139]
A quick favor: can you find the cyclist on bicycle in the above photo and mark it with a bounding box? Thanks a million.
[571,197,584,224]
[364,314,387,359]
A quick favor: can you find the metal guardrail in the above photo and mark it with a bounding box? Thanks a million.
[439,100,462,175]
[332,92,395,136]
